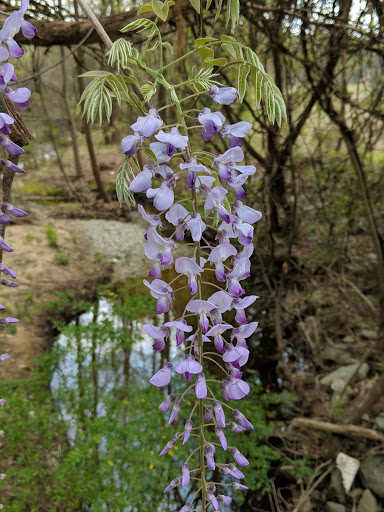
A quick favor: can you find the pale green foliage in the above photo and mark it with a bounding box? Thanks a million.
[141,82,157,102]
[116,157,137,207]
[187,66,218,92]
[106,38,139,71]
[79,71,133,126]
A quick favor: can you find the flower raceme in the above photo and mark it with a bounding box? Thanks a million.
[123,85,261,510]
[0,2,36,502]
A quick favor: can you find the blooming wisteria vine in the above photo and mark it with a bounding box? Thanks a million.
[122,84,261,511]
[79,2,285,509]
[0,0,36,502]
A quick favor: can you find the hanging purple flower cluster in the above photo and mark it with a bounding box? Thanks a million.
[0,0,36,502]
[122,83,261,510]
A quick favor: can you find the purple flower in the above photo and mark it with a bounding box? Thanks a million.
[213,400,226,428]
[0,354,9,361]
[164,319,192,346]
[225,375,250,400]
[168,400,181,425]
[204,186,235,224]
[205,323,232,354]
[183,419,192,445]
[230,446,249,466]
[208,243,237,282]
[131,108,162,138]
[182,463,190,486]
[2,202,28,217]
[120,134,139,156]
[143,279,174,313]
[158,393,175,412]
[155,127,188,157]
[220,121,252,147]
[187,213,206,242]
[223,343,249,366]
[149,362,173,388]
[0,134,23,155]
[209,85,238,105]
[232,409,254,430]
[0,237,13,252]
[164,477,180,493]
[230,482,248,490]
[232,321,258,342]
[226,257,251,297]
[207,489,220,511]
[1,158,25,173]
[159,438,175,456]
[208,291,233,314]
[0,264,16,278]
[175,354,202,375]
[232,295,259,324]
[195,372,207,399]
[198,107,225,141]
[232,200,262,224]
[215,426,227,450]
[128,164,154,192]
[228,463,245,479]
[218,495,232,505]
[143,324,169,351]
[0,317,18,324]
[146,167,178,211]
[175,257,203,295]
[138,204,162,227]
[186,299,217,333]
[0,113,13,135]
[145,226,176,277]
[179,504,193,512]
[180,158,211,190]
[206,444,215,470]
[228,421,246,433]
[204,406,213,421]
[1,279,19,287]
[165,204,190,241]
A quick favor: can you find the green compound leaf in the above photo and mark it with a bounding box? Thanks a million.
[141,82,157,102]
[116,157,136,207]
[106,39,138,71]
[187,66,218,92]
[143,148,158,163]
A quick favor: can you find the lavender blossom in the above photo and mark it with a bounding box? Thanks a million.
[175,256,203,295]
[198,108,225,141]
[230,446,249,466]
[1,158,25,173]
[220,121,253,147]
[186,299,217,333]
[182,463,190,486]
[158,394,176,412]
[164,319,192,346]
[131,108,162,138]
[155,127,188,157]
[143,324,169,351]
[149,362,173,388]
[168,400,181,425]
[209,85,238,105]
[195,372,207,399]
[183,419,192,445]
[208,243,237,282]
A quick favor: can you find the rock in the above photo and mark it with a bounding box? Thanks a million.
[320,363,369,388]
[374,412,384,430]
[336,452,360,492]
[360,455,384,498]
[322,343,357,364]
[357,489,378,512]
[361,328,377,340]
[327,468,346,504]
[325,502,346,512]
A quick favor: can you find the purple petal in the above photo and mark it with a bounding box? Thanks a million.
[129,168,153,192]
[21,19,37,39]
[0,135,23,155]
[195,372,207,399]
[209,85,238,105]
[149,362,173,388]
[121,135,139,156]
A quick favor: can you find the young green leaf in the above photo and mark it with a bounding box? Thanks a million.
[189,0,201,13]
[238,63,250,102]
[152,0,169,21]
[195,37,217,47]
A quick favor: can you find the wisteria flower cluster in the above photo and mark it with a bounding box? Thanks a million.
[122,83,261,510]
[0,0,36,502]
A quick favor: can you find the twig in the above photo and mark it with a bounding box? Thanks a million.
[291,417,384,442]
